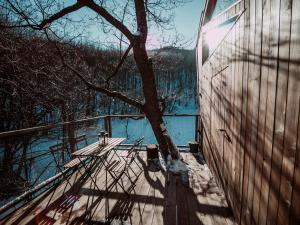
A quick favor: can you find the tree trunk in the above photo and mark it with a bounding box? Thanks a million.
[146,114,182,160]
[132,42,181,160]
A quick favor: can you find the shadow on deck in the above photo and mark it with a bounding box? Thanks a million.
[0,152,235,225]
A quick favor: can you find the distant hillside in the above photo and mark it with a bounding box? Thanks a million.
[148,47,196,72]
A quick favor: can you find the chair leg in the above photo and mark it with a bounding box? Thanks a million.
[51,151,74,189]
[107,170,128,195]
[78,157,102,192]
[133,158,142,171]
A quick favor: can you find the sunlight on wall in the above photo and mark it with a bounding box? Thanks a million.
[202,14,239,63]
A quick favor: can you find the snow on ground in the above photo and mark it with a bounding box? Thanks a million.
[162,152,221,194]
[166,155,189,174]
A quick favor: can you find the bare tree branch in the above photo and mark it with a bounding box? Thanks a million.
[44,31,144,110]
[85,0,134,42]
[5,0,41,30]
[39,1,84,29]
[105,43,132,86]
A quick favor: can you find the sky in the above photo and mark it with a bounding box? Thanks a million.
[172,0,205,49]
[145,0,205,49]
[53,0,205,50]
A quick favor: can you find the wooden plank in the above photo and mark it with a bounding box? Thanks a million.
[164,172,177,225]
[289,0,300,224]
[222,16,233,209]
[244,0,261,224]
[151,170,165,225]
[138,173,156,225]
[231,3,238,218]
[266,0,292,223]
[257,0,280,224]
[240,1,251,224]
[210,53,224,188]
[130,167,155,225]
[236,1,246,224]
[241,2,255,225]
[251,0,265,223]
[290,107,300,225]
[277,0,300,224]
[253,0,271,224]
[229,6,238,209]
[232,2,243,221]
[219,41,226,189]
[176,176,189,225]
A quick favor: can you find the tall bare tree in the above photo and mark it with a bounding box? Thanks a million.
[1,0,190,160]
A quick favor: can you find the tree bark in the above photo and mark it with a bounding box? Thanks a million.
[132,41,181,160]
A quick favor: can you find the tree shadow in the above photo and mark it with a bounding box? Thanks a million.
[136,153,234,225]
[2,151,236,225]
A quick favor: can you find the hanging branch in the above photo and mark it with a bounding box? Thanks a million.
[4,0,84,30]
[105,44,132,86]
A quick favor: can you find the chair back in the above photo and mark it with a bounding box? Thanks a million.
[127,136,144,164]
[50,142,70,167]
[74,134,88,150]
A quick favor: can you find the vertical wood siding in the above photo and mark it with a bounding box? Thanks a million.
[196,0,300,224]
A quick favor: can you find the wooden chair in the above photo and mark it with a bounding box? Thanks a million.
[50,142,70,172]
[74,134,88,151]
[119,137,144,172]
[50,135,89,187]
[49,141,74,188]
[63,134,88,170]
[106,137,144,195]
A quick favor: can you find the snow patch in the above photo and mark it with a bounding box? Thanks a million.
[166,155,189,174]
[133,31,141,36]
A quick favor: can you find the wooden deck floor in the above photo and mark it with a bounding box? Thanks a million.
[1,152,236,225]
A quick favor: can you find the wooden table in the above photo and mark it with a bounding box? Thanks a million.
[71,138,126,192]
[72,138,126,157]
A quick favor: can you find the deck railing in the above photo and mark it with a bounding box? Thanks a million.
[0,113,200,217]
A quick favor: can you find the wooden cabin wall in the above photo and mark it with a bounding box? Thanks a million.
[196,0,300,225]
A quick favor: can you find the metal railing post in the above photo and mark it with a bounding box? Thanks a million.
[199,116,203,153]
[195,115,199,142]
[68,121,76,154]
[104,116,112,137]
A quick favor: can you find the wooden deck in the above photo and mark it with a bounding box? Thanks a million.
[0,152,235,225]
